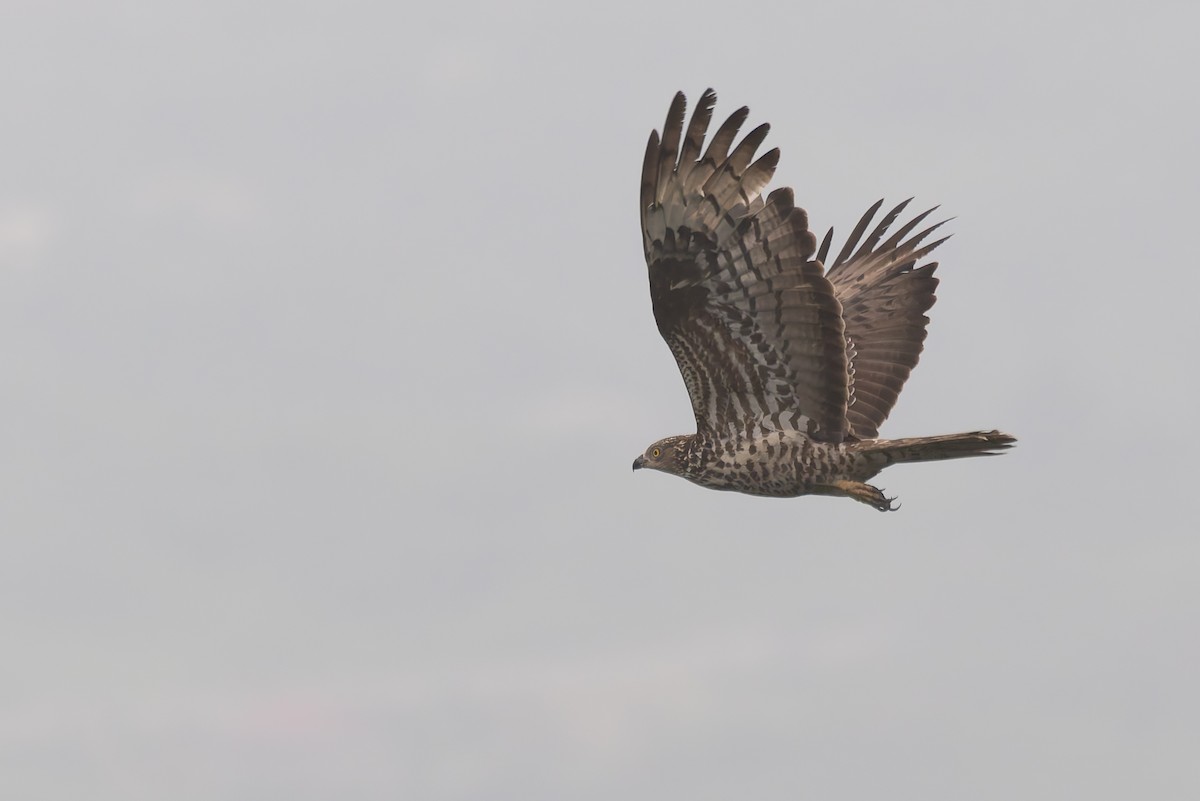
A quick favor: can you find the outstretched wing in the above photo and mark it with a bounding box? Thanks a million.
[818,199,949,439]
[641,90,850,443]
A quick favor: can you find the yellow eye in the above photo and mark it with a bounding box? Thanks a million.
[652,448,661,458]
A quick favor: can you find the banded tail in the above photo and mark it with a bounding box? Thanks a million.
[863,430,1016,464]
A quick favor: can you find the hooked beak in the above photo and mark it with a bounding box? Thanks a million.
[632,455,645,471]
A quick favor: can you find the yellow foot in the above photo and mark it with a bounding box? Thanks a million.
[826,480,899,512]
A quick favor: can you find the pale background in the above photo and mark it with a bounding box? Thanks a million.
[2,1,1197,799]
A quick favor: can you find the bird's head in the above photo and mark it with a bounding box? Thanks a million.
[632,435,690,474]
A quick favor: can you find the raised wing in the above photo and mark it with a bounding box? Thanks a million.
[641,90,850,443]
[818,199,950,439]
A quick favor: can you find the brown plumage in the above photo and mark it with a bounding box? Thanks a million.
[631,89,1015,511]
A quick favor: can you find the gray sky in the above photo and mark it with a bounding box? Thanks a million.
[2,1,1197,799]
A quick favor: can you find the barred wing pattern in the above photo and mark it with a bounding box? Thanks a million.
[633,89,1013,509]
[640,90,851,443]
[819,200,949,439]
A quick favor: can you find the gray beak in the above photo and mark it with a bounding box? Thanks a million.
[632,455,645,471]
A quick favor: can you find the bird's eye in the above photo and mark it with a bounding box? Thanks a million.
[652,448,661,458]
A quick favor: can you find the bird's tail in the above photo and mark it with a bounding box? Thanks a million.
[860,430,1016,464]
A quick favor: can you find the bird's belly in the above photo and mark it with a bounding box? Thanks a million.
[687,435,854,497]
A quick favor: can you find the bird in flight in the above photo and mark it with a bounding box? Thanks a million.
[632,89,1014,511]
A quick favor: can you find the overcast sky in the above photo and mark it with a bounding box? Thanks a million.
[2,1,1197,799]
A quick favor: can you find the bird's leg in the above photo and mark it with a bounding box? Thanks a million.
[822,480,899,512]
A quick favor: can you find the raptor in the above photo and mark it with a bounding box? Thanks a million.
[632,89,1014,511]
